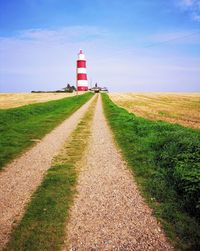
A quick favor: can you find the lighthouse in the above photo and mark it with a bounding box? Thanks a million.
[76,49,88,91]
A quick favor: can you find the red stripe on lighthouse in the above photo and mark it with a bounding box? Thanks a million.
[77,60,86,68]
[77,86,88,91]
[77,73,87,80]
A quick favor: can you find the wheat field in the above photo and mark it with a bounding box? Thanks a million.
[0,93,77,109]
[109,93,200,130]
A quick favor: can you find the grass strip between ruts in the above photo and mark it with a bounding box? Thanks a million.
[102,93,200,251]
[0,92,93,170]
[5,95,97,251]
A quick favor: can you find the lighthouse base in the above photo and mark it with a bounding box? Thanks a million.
[77,86,88,91]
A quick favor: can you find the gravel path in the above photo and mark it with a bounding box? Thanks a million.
[0,96,94,250]
[65,95,173,250]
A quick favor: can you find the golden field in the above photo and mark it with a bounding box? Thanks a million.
[109,93,200,130]
[0,93,77,109]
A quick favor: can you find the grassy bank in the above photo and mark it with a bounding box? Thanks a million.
[0,93,93,170]
[5,96,97,251]
[102,94,200,250]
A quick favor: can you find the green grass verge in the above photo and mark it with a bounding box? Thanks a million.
[102,94,200,250]
[5,96,97,251]
[0,93,93,170]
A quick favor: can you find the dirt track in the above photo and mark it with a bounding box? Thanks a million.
[1,94,173,250]
[0,96,94,250]
[65,95,173,250]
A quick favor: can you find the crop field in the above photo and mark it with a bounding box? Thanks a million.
[109,92,200,129]
[0,93,77,109]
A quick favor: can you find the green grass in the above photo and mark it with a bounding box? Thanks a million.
[5,96,97,251]
[0,93,93,170]
[102,94,200,250]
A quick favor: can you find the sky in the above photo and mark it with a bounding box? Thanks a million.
[0,0,200,92]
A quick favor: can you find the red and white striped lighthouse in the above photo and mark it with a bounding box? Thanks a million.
[76,49,88,91]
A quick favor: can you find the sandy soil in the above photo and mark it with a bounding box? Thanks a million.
[0,93,79,109]
[64,95,173,250]
[109,92,200,130]
[0,96,94,250]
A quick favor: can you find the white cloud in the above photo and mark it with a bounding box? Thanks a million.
[0,26,115,92]
[18,26,108,43]
[178,0,200,21]
[192,12,200,20]
[181,0,195,7]
[0,26,200,92]
[179,0,200,8]
[148,30,200,44]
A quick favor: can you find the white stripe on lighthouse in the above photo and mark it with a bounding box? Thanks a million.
[77,80,88,86]
[77,68,87,74]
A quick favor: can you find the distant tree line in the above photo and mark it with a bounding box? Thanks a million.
[31,84,76,93]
